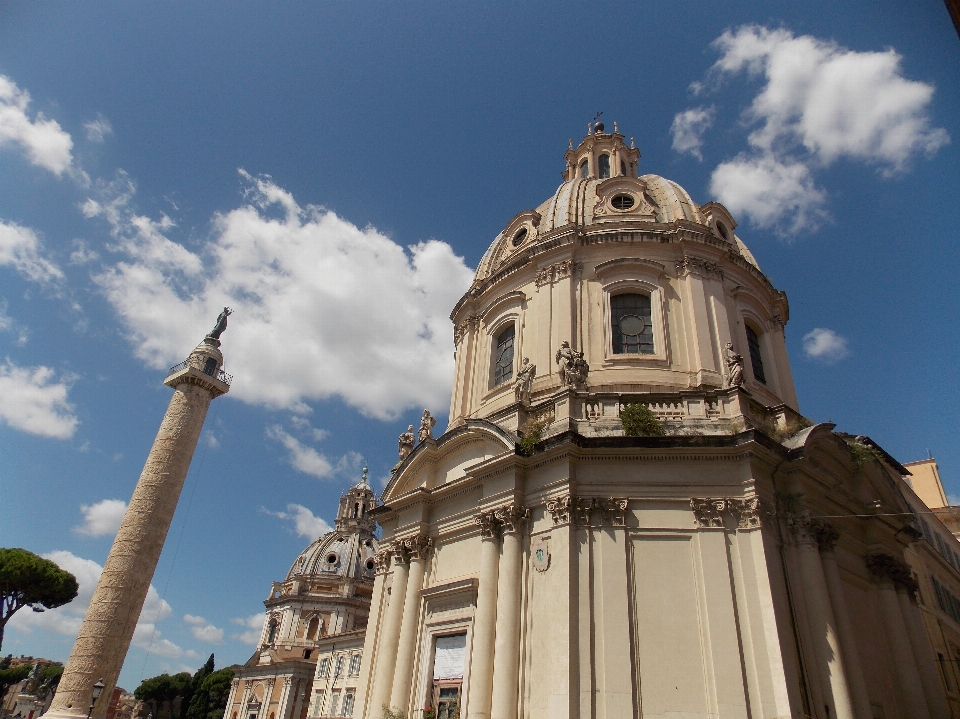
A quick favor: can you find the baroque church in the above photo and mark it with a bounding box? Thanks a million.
[226,125,960,719]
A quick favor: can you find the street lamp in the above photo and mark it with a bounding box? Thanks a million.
[88,678,105,719]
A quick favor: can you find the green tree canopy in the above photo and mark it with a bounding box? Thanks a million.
[186,667,234,719]
[0,663,33,695]
[0,548,79,652]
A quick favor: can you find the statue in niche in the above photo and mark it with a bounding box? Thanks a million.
[398,425,415,460]
[556,341,589,389]
[206,306,233,339]
[724,342,744,388]
[514,357,536,404]
[418,409,436,443]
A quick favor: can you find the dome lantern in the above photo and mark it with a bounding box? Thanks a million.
[564,122,640,181]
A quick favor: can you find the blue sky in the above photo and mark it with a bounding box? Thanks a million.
[1,1,958,691]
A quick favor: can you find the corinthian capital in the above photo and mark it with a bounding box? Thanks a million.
[495,504,530,534]
[475,510,501,539]
[401,533,433,559]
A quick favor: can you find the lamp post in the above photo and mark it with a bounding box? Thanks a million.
[88,679,105,719]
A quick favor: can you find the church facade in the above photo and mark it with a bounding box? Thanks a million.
[351,126,954,719]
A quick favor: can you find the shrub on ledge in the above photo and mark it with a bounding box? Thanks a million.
[620,403,666,437]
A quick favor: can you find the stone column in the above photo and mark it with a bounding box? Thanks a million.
[466,511,502,719]
[389,535,432,714]
[817,529,872,719]
[222,680,240,719]
[867,554,931,719]
[898,581,949,718]
[789,514,856,719]
[355,549,391,719]
[276,678,293,719]
[490,506,529,719]
[367,543,410,719]
[47,336,230,719]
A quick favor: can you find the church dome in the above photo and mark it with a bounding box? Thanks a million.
[285,471,379,582]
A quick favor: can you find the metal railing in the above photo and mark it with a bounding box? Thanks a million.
[166,359,233,387]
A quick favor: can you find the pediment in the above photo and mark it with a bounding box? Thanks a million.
[382,421,516,502]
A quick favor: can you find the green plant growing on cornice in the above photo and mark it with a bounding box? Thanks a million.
[849,441,884,469]
[519,416,550,455]
[620,403,666,437]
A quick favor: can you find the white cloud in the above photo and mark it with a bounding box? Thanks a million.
[0,302,28,345]
[74,498,128,537]
[802,327,850,362]
[90,170,474,419]
[8,551,189,658]
[710,154,827,234]
[204,430,219,449]
[231,613,266,646]
[84,115,113,143]
[262,503,332,540]
[0,75,74,176]
[69,239,99,265]
[0,220,63,283]
[680,25,949,235]
[267,425,333,478]
[290,415,329,442]
[183,614,225,644]
[670,106,714,160]
[0,360,78,438]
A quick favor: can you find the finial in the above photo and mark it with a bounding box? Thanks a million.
[593,111,604,133]
[568,138,573,150]
[361,464,369,483]
[588,122,592,134]
[614,121,618,133]
[630,137,635,149]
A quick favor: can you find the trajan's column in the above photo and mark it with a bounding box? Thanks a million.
[46,309,234,719]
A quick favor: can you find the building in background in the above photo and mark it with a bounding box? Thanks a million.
[222,473,378,719]
[353,126,958,719]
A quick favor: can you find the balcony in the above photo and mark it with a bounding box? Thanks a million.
[166,358,233,386]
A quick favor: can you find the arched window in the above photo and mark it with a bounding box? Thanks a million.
[620,160,627,176]
[611,294,654,354]
[745,325,766,384]
[493,324,515,387]
[306,615,320,640]
[598,154,611,179]
[579,160,589,178]
[266,618,278,644]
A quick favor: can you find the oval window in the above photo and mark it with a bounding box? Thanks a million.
[365,559,375,571]
[611,194,635,211]
[326,553,338,564]
[512,228,528,247]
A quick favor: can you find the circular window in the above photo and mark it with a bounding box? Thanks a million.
[512,228,528,247]
[619,315,646,336]
[326,553,338,565]
[365,559,375,571]
[611,194,635,211]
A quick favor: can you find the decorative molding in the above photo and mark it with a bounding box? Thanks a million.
[475,510,501,539]
[691,497,763,529]
[373,548,392,574]
[546,494,628,527]
[453,315,477,346]
[398,533,433,560]
[676,255,724,281]
[531,536,550,572]
[494,504,530,534]
[390,541,410,566]
[535,260,582,289]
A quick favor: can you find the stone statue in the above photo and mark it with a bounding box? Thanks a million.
[514,357,536,404]
[206,307,233,340]
[724,342,744,388]
[418,409,436,443]
[556,341,589,390]
[398,425,415,460]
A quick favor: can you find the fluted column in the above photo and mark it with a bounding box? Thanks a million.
[47,336,229,719]
[789,513,856,719]
[817,529,871,719]
[368,543,411,718]
[466,511,502,719]
[867,554,931,719]
[389,534,433,713]
[897,580,949,718]
[490,505,529,719]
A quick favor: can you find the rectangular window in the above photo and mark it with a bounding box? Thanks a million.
[340,692,355,717]
[434,634,467,679]
[939,653,954,692]
[348,654,361,676]
[318,658,330,678]
[746,325,766,384]
[493,324,515,387]
[329,690,340,717]
[611,293,654,354]
[334,655,345,676]
[312,691,325,717]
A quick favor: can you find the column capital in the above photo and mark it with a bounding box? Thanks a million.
[692,496,763,529]
[546,494,626,527]
[691,498,728,528]
[390,541,410,566]
[495,504,530,534]
[398,533,433,559]
[786,510,826,546]
[866,553,918,593]
[475,510,501,539]
[373,547,393,574]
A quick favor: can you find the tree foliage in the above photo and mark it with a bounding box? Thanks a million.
[0,548,79,652]
[0,662,32,695]
[185,668,234,719]
[137,656,233,719]
[620,404,666,437]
